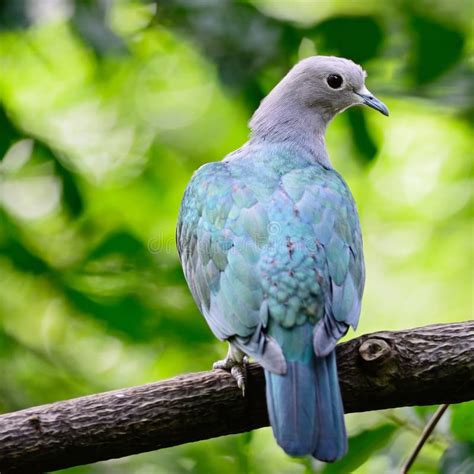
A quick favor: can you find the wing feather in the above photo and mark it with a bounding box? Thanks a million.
[177,161,285,372]
[310,173,365,356]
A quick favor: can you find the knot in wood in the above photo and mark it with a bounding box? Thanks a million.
[359,338,391,363]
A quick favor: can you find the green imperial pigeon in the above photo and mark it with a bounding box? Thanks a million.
[177,56,388,461]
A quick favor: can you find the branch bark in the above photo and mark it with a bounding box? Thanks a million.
[1,321,473,473]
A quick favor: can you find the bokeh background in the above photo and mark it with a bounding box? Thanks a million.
[0,0,473,473]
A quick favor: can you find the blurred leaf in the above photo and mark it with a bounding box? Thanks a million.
[0,0,30,30]
[451,402,474,442]
[408,14,464,85]
[322,423,397,473]
[441,442,474,474]
[33,141,84,217]
[87,230,148,262]
[310,15,384,63]
[0,238,50,274]
[0,214,50,274]
[60,169,84,217]
[157,0,299,108]
[71,0,127,56]
[62,286,153,340]
[62,282,211,344]
[413,405,439,421]
[0,109,83,216]
[346,108,379,163]
[0,105,22,157]
[0,327,16,355]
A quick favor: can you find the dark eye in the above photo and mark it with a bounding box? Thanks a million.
[327,74,343,89]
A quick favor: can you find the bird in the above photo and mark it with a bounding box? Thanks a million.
[176,56,388,462]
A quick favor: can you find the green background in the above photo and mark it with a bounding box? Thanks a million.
[0,0,472,472]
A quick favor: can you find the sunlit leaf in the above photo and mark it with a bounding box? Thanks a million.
[451,402,474,443]
[0,214,50,274]
[0,109,84,217]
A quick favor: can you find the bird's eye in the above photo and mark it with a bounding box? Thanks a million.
[327,74,343,89]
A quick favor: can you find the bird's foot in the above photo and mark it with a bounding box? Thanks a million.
[213,355,249,397]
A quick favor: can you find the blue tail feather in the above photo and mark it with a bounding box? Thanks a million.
[264,351,347,462]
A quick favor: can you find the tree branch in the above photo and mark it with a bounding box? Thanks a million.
[1,321,473,473]
[401,403,450,473]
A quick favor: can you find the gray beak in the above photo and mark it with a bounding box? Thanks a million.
[356,91,389,116]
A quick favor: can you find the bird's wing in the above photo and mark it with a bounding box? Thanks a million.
[277,165,364,356]
[177,161,286,373]
[305,171,365,356]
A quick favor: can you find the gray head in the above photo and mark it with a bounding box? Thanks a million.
[290,56,388,116]
[249,56,388,163]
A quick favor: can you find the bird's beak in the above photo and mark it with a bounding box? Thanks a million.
[355,87,389,116]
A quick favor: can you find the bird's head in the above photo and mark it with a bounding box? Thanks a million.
[285,55,389,118]
[256,55,389,123]
[256,56,388,119]
[249,55,388,157]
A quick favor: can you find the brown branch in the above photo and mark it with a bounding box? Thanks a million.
[0,321,473,473]
[401,403,450,473]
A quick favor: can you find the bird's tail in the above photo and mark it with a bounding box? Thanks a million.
[264,350,347,462]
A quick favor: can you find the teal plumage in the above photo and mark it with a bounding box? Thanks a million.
[177,56,387,462]
[177,143,363,459]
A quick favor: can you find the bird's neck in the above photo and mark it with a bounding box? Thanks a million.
[249,94,333,168]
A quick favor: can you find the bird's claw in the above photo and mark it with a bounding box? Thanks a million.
[212,357,233,371]
[213,356,248,397]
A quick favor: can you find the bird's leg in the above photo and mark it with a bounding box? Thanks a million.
[213,343,248,397]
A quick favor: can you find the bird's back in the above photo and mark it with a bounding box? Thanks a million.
[177,142,364,460]
[178,142,364,353]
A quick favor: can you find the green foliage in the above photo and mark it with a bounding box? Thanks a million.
[0,0,472,472]
[451,402,474,443]
[408,13,465,85]
[345,108,378,163]
[312,15,384,64]
[322,423,397,473]
[441,443,474,474]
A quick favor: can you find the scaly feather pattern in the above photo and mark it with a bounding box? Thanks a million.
[177,142,364,459]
